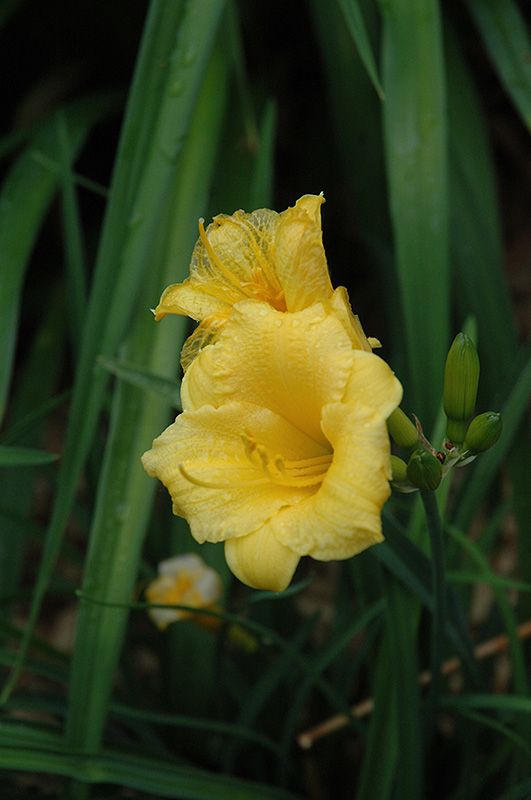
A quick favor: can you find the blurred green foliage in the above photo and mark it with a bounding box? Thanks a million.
[0,0,531,798]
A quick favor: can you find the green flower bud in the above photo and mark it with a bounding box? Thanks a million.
[387,408,418,451]
[406,448,442,492]
[464,412,502,453]
[443,333,480,443]
[390,455,408,483]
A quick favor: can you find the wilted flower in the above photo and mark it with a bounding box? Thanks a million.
[145,554,223,631]
[151,195,378,369]
[142,298,402,592]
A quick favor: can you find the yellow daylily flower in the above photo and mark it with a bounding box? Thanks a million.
[152,194,376,368]
[145,553,223,631]
[142,300,402,593]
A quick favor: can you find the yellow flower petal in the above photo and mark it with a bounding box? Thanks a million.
[141,402,328,544]
[343,349,403,417]
[274,195,333,311]
[153,207,282,324]
[331,287,374,351]
[153,282,230,323]
[182,300,354,446]
[151,196,341,367]
[145,553,222,630]
[143,195,405,591]
[294,193,325,226]
[224,526,300,593]
[269,391,400,561]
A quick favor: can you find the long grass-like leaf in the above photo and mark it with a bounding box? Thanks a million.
[355,633,398,799]
[0,0,226,706]
[0,744,301,800]
[465,0,531,131]
[0,96,113,424]
[0,446,58,466]
[454,347,531,531]
[446,22,518,393]
[98,357,181,407]
[375,512,481,685]
[56,110,88,355]
[379,0,449,430]
[336,0,385,99]
[65,38,229,757]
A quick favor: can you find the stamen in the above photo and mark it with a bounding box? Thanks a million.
[198,220,246,294]
[274,455,286,474]
[179,464,269,489]
[200,217,287,311]
[180,432,333,493]
[224,218,282,292]
[284,454,333,469]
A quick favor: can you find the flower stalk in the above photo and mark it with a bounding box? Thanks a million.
[420,489,447,733]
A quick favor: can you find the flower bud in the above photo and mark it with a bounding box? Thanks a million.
[406,448,442,492]
[387,408,418,451]
[443,333,480,443]
[390,455,408,483]
[464,412,502,453]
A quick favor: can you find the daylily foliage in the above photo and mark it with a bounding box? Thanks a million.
[142,196,402,592]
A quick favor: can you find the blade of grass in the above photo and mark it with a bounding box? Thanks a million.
[56,110,88,356]
[222,614,320,775]
[336,0,385,99]
[98,357,181,407]
[0,446,58,466]
[278,600,384,783]
[64,39,229,759]
[0,744,302,800]
[75,591,370,746]
[446,522,529,694]
[440,703,531,756]
[465,0,531,132]
[421,490,447,737]
[447,516,531,780]
[355,633,398,799]
[379,0,449,430]
[247,100,277,210]
[454,347,531,532]
[0,0,226,706]
[375,511,481,686]
[0,96,113,425]
[445,23,518,397]
[443,693,531,716]
[384,575,423,798]
[310,0,400,361]
[109,701,283,758]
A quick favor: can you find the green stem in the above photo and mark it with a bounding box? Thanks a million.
[421,489,447,731]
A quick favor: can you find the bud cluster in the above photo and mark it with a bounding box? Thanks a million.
[388,332,502,493]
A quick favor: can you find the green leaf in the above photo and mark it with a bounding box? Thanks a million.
[0,0,227,708]
[336,0,385,99]
[98,357,181,407]
[465,0,531,132]
[0,95,115,424]
[374,512,481,685]
[64,34,230,757]
[0,446,58,467]
[379,0,449,430]
[0,743,301,800]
